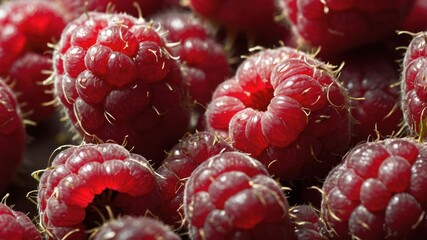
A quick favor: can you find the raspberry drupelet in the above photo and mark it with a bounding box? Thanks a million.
[36,143,162,239]
[321,138,427,239]
[205,46,351,180]
[52,12,192,165]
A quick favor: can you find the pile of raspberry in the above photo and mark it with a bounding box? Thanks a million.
[2,0,427,240]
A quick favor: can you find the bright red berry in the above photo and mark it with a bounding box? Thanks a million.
[205,46,350,180]
[52,12,192,165]
[37,143,162,239]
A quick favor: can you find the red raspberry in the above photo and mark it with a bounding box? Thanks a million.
[401,31,427,140]
[338,45,403,144]
[0,80,26,193]
[156,131,235,228]
[0,203,41,239]
[93,216,180,240]
[0,0,66,123]
[153,10,230,124]
[183,151,295,240]
[205,46,350,180]
[280,0,415,56]
[52,12,191,164]
[290,205,327,240]
[37,143,162,239]
[320,138,427,239]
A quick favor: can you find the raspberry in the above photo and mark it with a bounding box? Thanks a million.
[0,202,41,239]
[0,80,26,193]
[205,46,350,180]
[153,10,230,108]
[52,12,191,165]
[338,45,403,144]
[290,204,327,240]
[93,216,180,240]
[401,31,427,140]
[183,151,295,240]
[156,131,235,228]
[0,0,66,123]
[320,138,427,239]
[36,143,162,239]
[280,0,415,55]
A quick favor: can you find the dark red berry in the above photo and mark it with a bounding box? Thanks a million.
[184,151,295,240]
[0,203,41,239]
[321,138,427,239]
[156,131,235,228]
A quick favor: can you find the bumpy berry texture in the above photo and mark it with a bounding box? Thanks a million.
[281,0,415,55]
[205,46,350,180]
[401,32,427,140]
[52,12,191,165]
[93,216,181,240]
[153,10,230,110]
[183,151,295,240]
[37,143,162,240]
[0,0,66,123]
[0,80,26,193]
[321,138,427,239]
[338,45,403,144]
[0,203,41,239]
[156,131,235,228]
[290,205,327,240]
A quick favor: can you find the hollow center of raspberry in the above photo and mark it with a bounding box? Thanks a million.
[83,189,121,231]
[248,87,274,111]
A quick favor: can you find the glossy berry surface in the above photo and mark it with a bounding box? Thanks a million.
[321,138,427,239]
[205,46,350,180]
[52,12,191,165]
[37,143,161,240]
[183,151,295,240]
[290,204,327,240]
